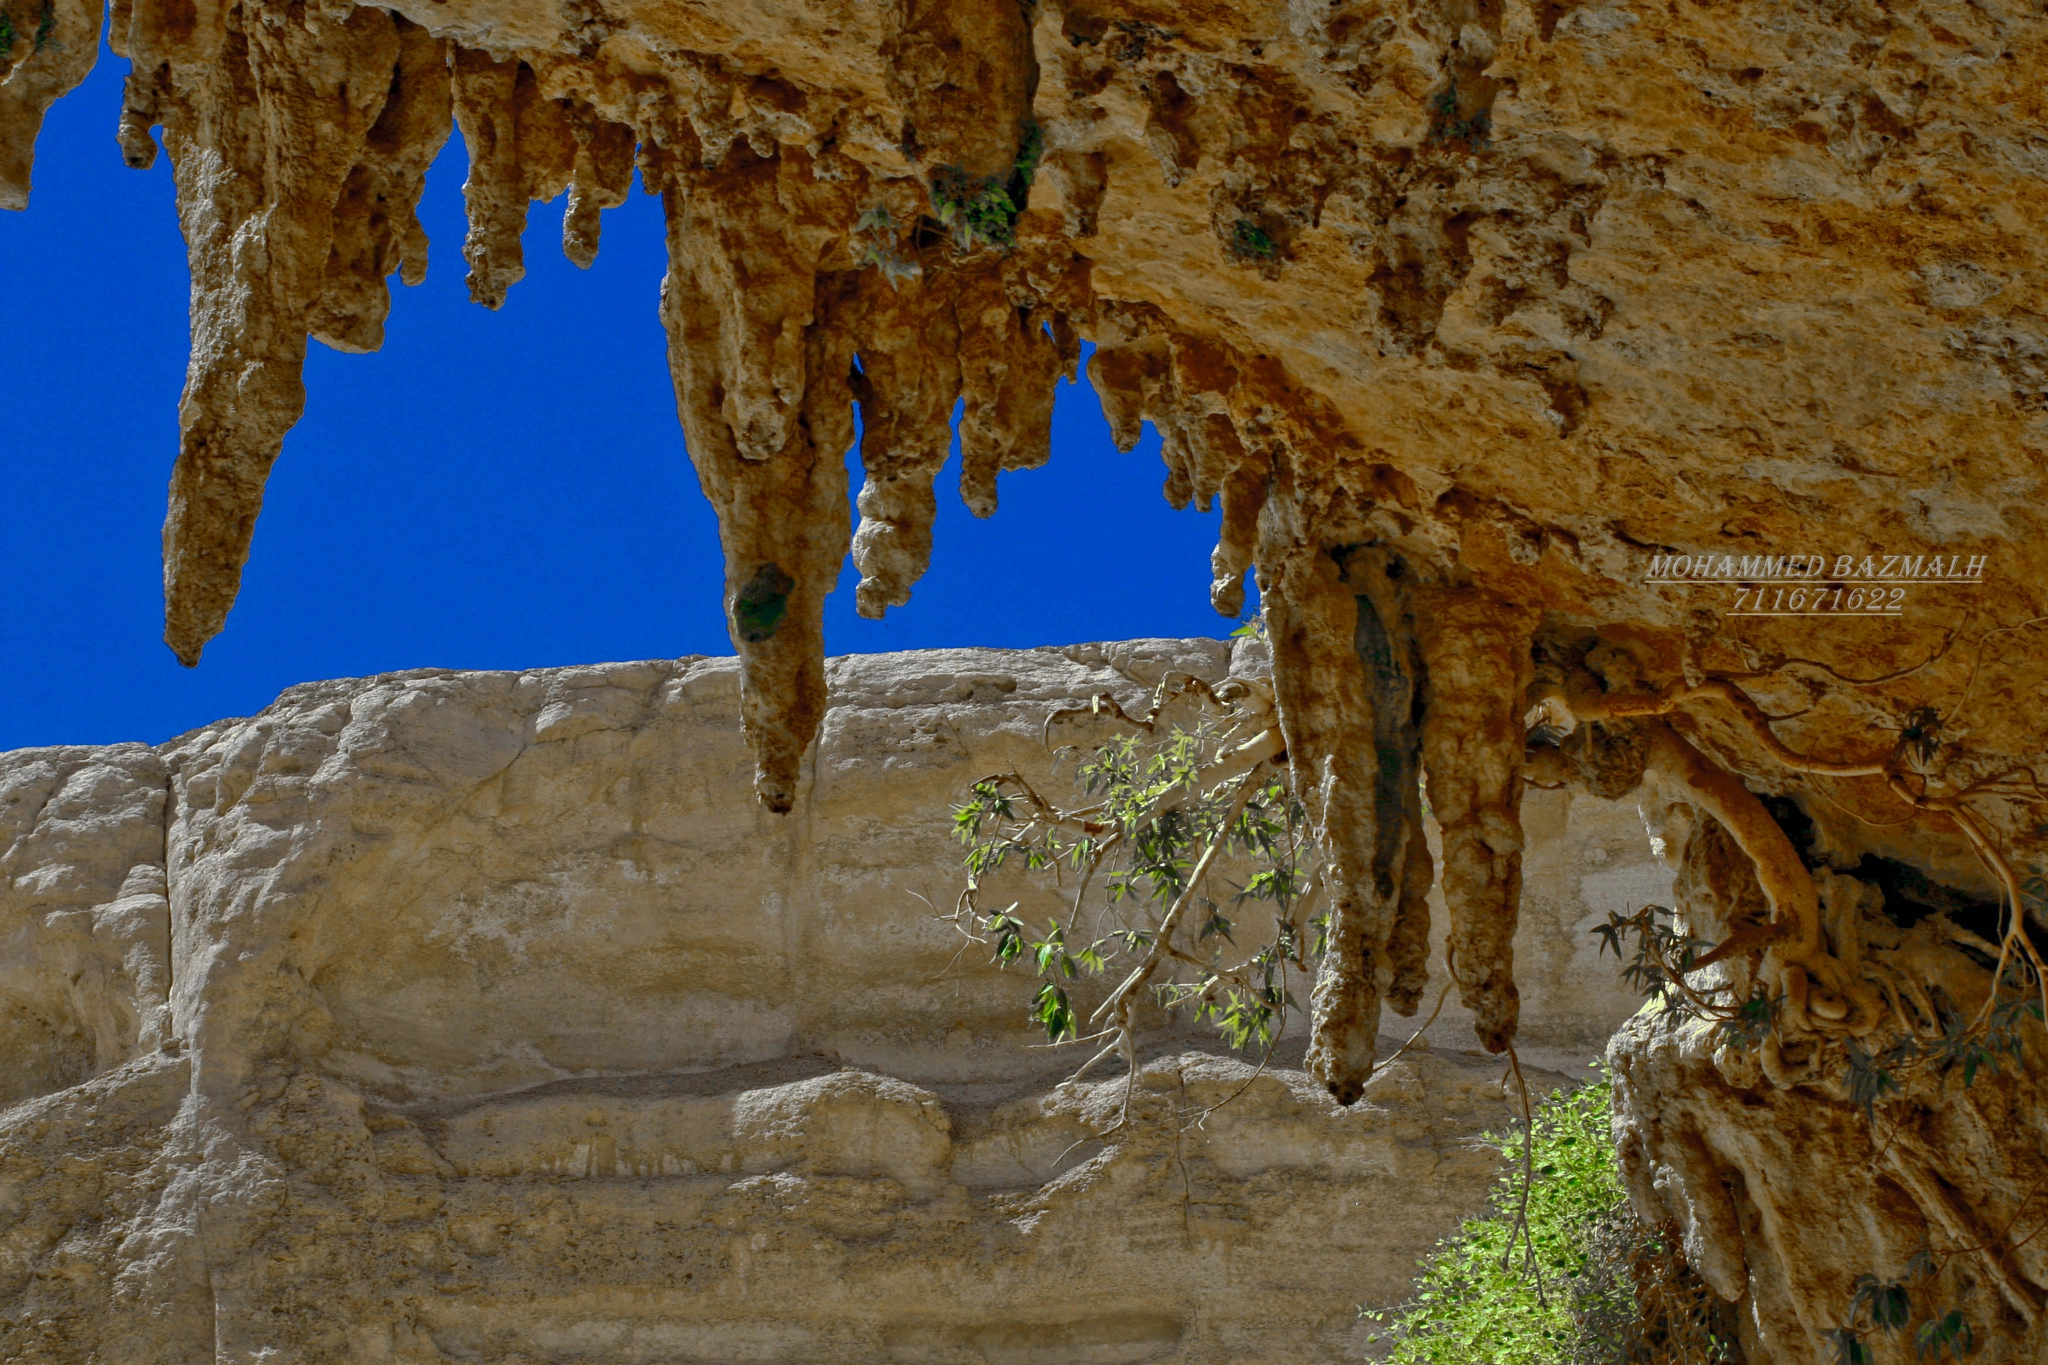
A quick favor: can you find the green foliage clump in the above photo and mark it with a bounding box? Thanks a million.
[949,674,1318,1055]
[929,120,1044,252]
[1230,218,1275,262]
[1827,1250,1984,1363]
[1429,83,1492,147]
[1365,1077,1645,1365]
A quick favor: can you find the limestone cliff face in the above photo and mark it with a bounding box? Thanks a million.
[0,639,1656,1362]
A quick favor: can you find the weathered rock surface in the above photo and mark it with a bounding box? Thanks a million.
[8,0,2043,1101]
[9,0,2048,1344]
[1609,789,2048,1364]
[0,639,1658,1362]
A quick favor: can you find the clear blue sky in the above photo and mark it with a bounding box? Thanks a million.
[1,46,1236,752]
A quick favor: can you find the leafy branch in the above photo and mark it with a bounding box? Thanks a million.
[943,670,1309,1125]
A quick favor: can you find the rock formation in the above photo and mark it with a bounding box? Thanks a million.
[0,639,1656,1362]
[6,0,2048,1353]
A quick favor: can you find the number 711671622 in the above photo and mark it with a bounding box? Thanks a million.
[1728,584,1906,615]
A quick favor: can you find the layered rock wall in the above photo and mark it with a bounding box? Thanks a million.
[0,639,1658,1362]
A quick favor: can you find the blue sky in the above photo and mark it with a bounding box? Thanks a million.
[1,47,1236,751]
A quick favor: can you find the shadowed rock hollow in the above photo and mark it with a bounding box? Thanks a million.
[4,0,2048,1357]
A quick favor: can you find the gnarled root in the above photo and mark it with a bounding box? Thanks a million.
[1640,720,1881,1038]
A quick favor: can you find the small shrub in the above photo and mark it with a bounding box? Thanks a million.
[852,205,920,289]
[1364,1075,1741,1365]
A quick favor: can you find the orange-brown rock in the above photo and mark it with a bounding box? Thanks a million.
[5,0,2047,1350]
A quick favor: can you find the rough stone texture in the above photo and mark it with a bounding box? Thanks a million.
[1601,787,2048,1365]
[1612,999,2048,1365]
[9,0,2048,1344]
[0,640,1657,1362]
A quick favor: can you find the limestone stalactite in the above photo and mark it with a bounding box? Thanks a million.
[0,0,101,208]
[1257,519,1389,1105]
[656,143,853,812]
[158,2,407,665]
[1415,586,1537,1053]
[451,50,573,310]
[308,17,450,352]
[1343,551,1432,1022]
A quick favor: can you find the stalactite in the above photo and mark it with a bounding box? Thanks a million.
[126,0,230,71]
[1087,328,1276,620]
[840,273,967,619]
[159,2,405,665]
[957,296,1062,517]
[1087,333,1168,458]
[1414,584,1538,1052]
[307,17,450,352]
[563,111,634,269]
[1345,550,1432,1021]
[1207,422,1268,618]
[657,143,854,812]
[1257,502,1388,1105]
[1085,326,1467,1084]
[452,51,575,309]
[1388,773,1436,1016]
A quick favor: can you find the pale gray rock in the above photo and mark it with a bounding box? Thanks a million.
[0,641,1659,1362]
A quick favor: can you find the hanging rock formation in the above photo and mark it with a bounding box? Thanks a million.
[6,0,2048,1352]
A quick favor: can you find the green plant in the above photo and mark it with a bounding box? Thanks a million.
[947,672,1312,1098]
[852,205,920,289]
[34,0,52,50]
[1363,1076,1739,1365]
[1828,1251,1986,1364]
[1590,902,2043,1110]
[928,120,1042,252]
[1,11,16,55]
[1429,83,1492,146]
[1229,218,1275,262]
